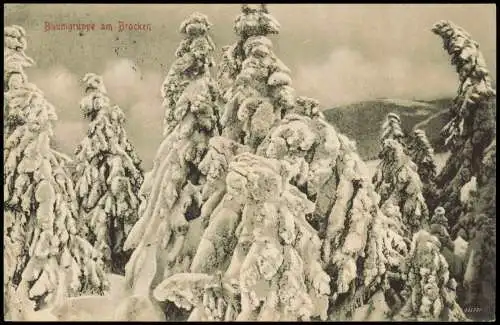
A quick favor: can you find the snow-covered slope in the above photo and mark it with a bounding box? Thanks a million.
[378,98,434,109]
[323,98,452,160]
[23,273,126,321]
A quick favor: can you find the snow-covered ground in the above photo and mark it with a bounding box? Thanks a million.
[25,272,166,321]
[24,273,127,321]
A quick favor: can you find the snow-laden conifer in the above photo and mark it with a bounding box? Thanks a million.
[73,73,143,274]
[394,230,468,321]
[432,20,496,227]
[161,12,219,137]
[121,13,220,310]
[153,153,331,321]
[408,129,438,185]
[431,22,496,320]
[258,114,410,320]
[4,25,34,136]
[153,112,411,321]
[4,26,107,320]
[147,6,412,321]
[451,139,496,320]
[219,4,294,149]
[407,129,439,211]
[380,112,406,147]
[373,139,430,236]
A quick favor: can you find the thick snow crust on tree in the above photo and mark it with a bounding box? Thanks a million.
[153,153,330,321]
[219,5,295,149]
[122,13,221,306]
[377,113,439,213]
[161,12,219,137]
[430,21,496,320]
[6,11,490,323]
[407,129,440,212]
[373,139,430,237]
[257,113,412,320]
[378,113,438,196]
[380,112,405,147]
[4,26,107,320]
[74,73,143,274]
[149,109,414,320]
[394,230,467,321]
[432,20,496,228]
[120,8,467,322]
[408,129,438,185]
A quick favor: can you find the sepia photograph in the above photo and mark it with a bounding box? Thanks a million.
[3,3,496,321]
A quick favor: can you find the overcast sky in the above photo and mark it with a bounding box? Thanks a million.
[4,4,496,168]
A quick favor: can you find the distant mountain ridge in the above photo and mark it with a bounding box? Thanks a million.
[323,97,453,160]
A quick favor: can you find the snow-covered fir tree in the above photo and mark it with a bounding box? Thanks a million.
[432,20,496,228]
[378,113,439,213]
[146,6,426,321]
[73,73,143,274]
[379,113,438,192]
[451,139,496,320]
[380,113,406,148]
[154,153,332,321]
[455,139,496,232]
[151,113,416,321]
[4,26,107,320]
[407,129,440,211]
[119,12,220,319]
[197,136,251,228]
[197,5,317,239]
[160,12,219,137]
[219,4,292,149]
[373,139,430,237]
[459,214,496,320]
[257,114,411,321]
[4,25,34,136]
[427,207,459,280]
[394,230,468,321]
[431,22,496,321]
[408,129,438,185]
